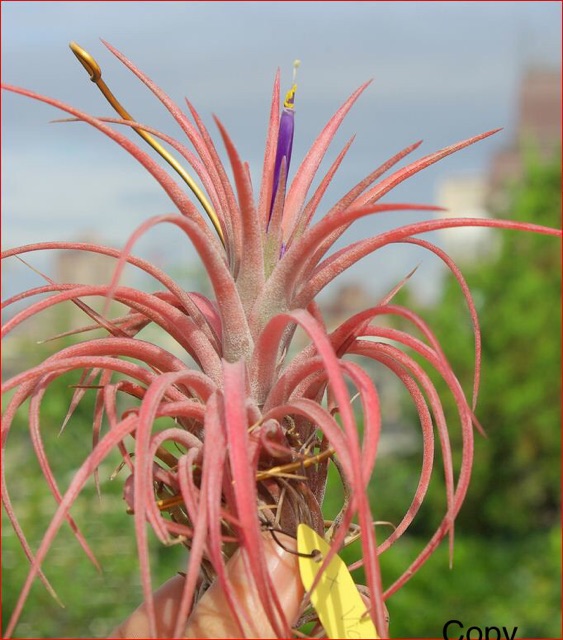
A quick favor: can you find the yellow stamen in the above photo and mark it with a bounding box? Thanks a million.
[69,42,225,246]
[283,59,301,109]
[283,84,297,110]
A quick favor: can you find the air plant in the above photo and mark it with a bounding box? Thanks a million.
[2,41,560,639]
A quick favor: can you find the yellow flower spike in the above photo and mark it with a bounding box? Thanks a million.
[69,42,225,246]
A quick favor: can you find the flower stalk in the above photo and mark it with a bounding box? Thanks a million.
[69,41,225,245]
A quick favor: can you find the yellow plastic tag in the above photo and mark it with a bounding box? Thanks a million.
[297,524,379,639]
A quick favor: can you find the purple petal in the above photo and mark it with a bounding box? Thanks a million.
[268,85,296,224]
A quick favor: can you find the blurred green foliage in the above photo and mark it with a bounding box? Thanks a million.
[364,150,561,637]
[416,149,561,537]
[376,526,561,638]
[2,346,186,638]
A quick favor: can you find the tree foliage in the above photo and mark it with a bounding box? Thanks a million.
[412,150,561,536]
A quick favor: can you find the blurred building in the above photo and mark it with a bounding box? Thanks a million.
[317,282,419,455]
[435,174,500,265]
[54,234,127,331]
[321,282,375,330]
[436,67,561,265]
[2,235,128,379]
[488,67,561,210]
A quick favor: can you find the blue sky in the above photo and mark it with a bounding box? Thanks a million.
[2,1,561,300]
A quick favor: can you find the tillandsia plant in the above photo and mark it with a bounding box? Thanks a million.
[2,41,560,639]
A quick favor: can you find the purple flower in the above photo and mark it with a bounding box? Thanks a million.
[268,64,298,226]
